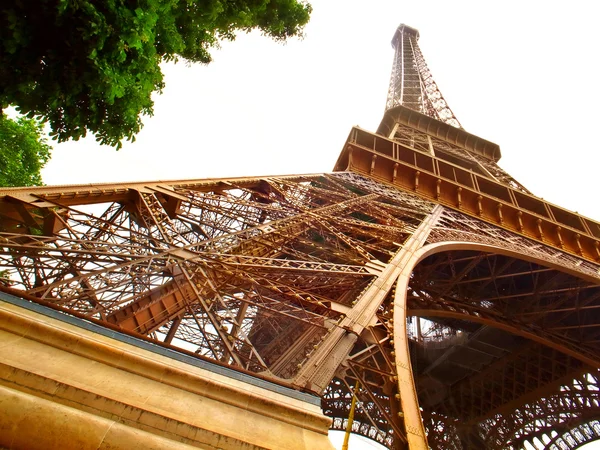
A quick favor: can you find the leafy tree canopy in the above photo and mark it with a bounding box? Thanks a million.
[0,114,51,187]
[0,0,312,148]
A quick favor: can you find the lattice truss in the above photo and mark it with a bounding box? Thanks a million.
[410,208,600,449]
[385,25,462,128]
[387,121,531,195]
[0,173,429,374]
[1,172,599,449]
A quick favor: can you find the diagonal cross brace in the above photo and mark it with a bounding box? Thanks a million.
[293,205,443,394]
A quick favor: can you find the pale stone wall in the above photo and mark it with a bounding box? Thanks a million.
[0,298,334,450]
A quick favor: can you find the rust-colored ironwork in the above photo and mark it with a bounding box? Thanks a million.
[385,24,462,128]
[1,23,599,450]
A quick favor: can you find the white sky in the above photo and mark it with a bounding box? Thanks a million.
[43,0,600,223]
[40,1,600,448]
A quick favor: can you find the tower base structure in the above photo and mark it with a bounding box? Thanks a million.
[1,118,600,448]
[0,292,334,450]
[2,21,600,450]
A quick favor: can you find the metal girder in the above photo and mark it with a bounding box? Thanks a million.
[545,419,600,449]
[2,169,600,449]
[292,204,441,395]
[0,173,420,379]
[2,20,600,449]
[404,241,600,449]
[385,24,462,128]
[334,126,600,267]
[486,372,600,449]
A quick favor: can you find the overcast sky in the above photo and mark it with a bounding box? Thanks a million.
[40,1,600,448]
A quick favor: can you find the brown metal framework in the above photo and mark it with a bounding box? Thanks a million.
[385,24,462,129]
[1,22,599,450]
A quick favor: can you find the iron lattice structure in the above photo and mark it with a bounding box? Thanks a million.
[1,24,600,450]
[385,24,462,129]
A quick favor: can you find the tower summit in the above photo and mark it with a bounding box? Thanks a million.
[385,24,461,128]
[0,21,599,450]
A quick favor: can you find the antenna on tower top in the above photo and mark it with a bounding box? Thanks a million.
[385,24,462,129]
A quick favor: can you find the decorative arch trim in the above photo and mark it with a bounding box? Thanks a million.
[391,239,600,450]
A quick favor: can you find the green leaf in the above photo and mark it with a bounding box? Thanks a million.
[0,113,52,187]
[0,0,311,148]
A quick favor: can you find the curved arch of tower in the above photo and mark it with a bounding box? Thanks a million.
[0,23,598,450]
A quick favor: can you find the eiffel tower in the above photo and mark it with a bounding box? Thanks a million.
[1,23,599,450]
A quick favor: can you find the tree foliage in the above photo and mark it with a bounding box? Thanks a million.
[0,114,51,187]
[0,0,312,148]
